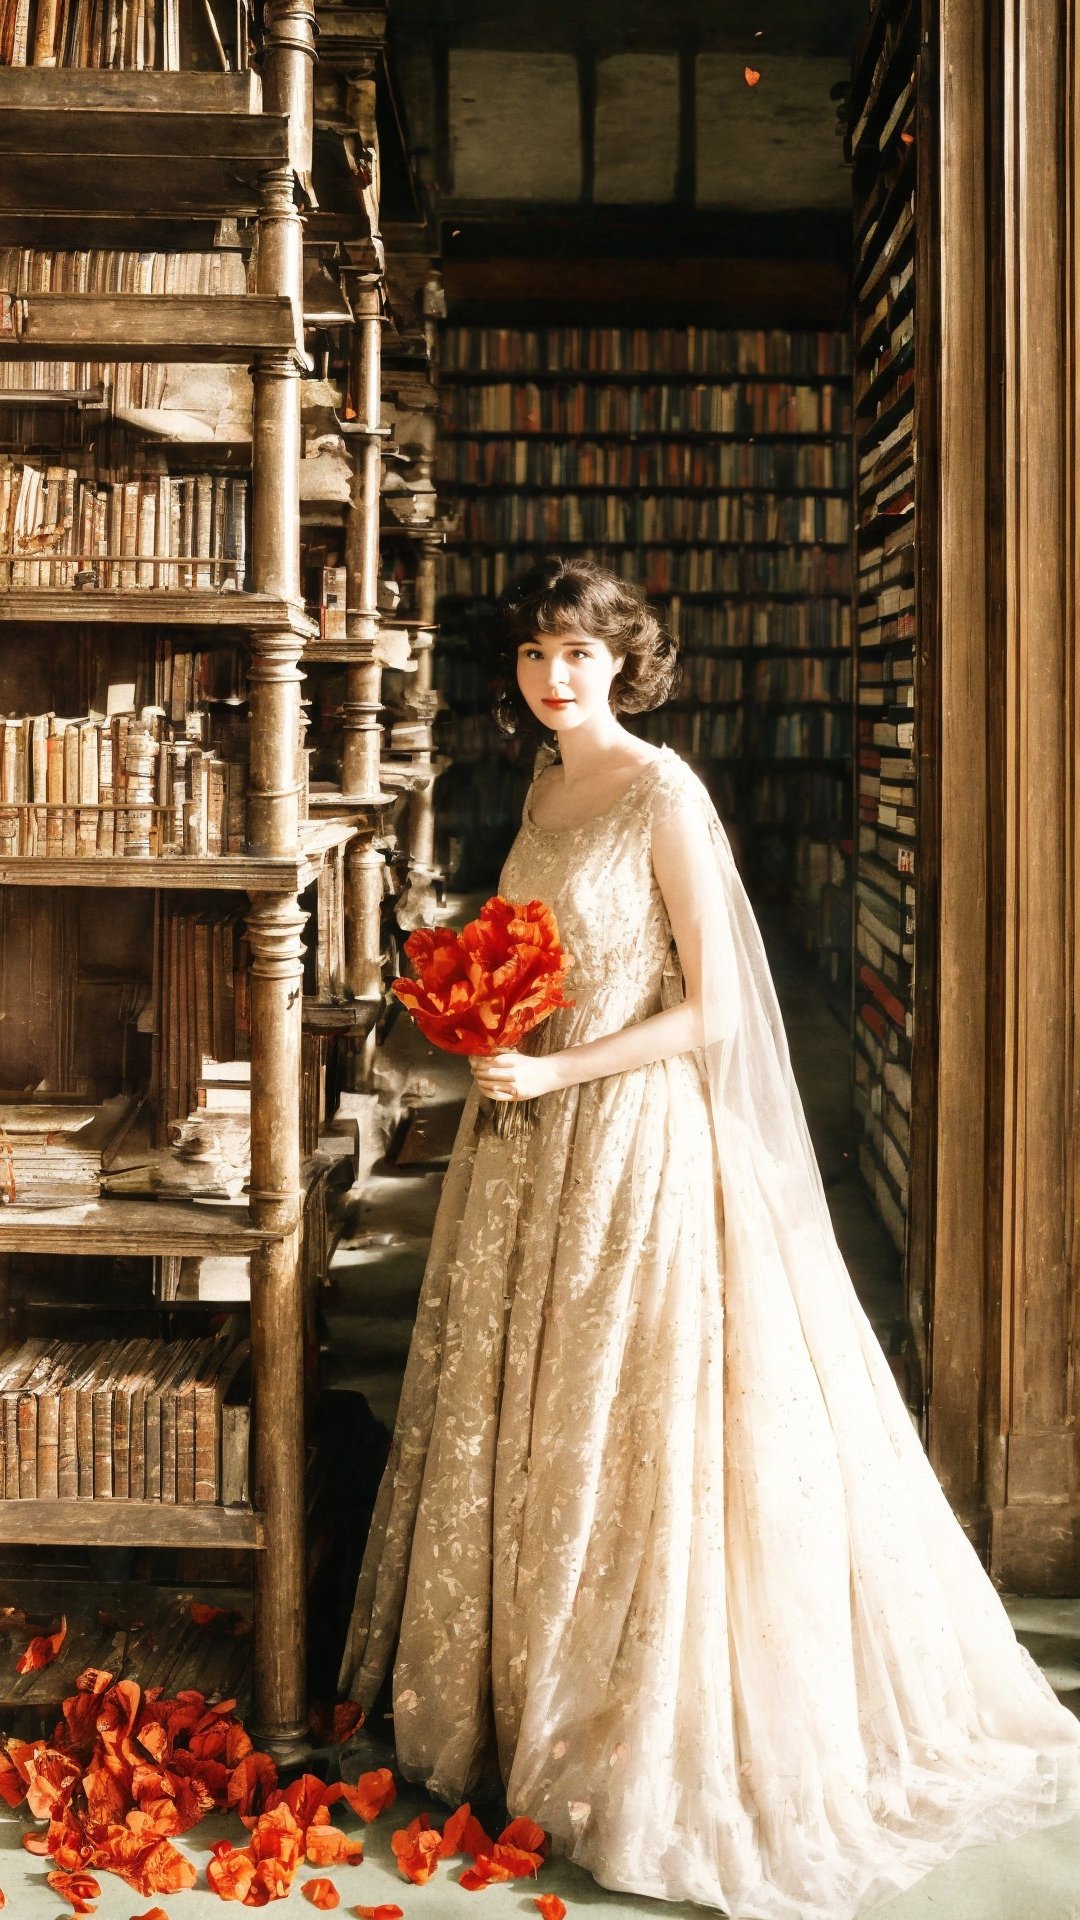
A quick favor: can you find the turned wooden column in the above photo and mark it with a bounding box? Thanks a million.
[396,525,442,920]
[342,278,390,1024]
[245,0,316,1755]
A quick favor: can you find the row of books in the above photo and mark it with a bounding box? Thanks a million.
[672,598,852,653]
[0,460,249,589]
[437,439,853,492]
[441,328,853,378]
[673,655,853,704]
[455,493,851,547]
[0,0,245,71]
[441,384,852,439]
[852,92,920,1248]
[0,246,248,298]
[442,547,852,600]
[0,1327,249,1506]
[632,708,852,761]
[0,703,283,859]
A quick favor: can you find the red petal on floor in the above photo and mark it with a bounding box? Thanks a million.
[353,1906,404,1919]
[497,1817,547,1856]
[128,1910,171,1920]
[490,1844,543,1880]
[46,1868,102,1913]
[304,1821,363,1866]
[302,1880,340,1909]
[15,1616,67,1674]
[391,1824,441,1885]
[21,1830,52,1854]
[459,1857,513,1891]
[259,1772,343,1828]
[438,1804,494,1860]
[533,1896,566,1920]
[74,1668,114,1696]
[207,1847,256,1902]
[337,1768,397,1823]
[226,1751,280,1818]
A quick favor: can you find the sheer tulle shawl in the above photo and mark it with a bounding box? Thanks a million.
[650,763,1080,1916]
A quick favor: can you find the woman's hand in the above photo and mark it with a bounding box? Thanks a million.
[468,1050,563,1103]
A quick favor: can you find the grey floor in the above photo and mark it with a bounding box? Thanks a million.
[3,900,1078,1916]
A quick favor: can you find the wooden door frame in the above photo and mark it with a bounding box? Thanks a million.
[924,0,1080,1591]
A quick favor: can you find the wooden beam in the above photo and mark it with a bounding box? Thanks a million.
[987,0,1079,1592]
[0,295,297,362]
[442,255,850,326]
[924,0,992,1530]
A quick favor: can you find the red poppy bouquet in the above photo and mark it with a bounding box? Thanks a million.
[391,897,574,1138]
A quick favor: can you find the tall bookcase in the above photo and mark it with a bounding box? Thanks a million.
[845,1,923,1293]
[0,21,363,1754]
[435,323,854,1003]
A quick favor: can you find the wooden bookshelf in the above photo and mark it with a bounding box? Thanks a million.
[0,13,338,1762]
[845,1,921,1304]
[435,324,853,997]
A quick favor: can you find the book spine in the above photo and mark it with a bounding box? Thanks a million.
[16,1389,37,1498]
[91,1379,113,1497]
[37,1380,60,1499]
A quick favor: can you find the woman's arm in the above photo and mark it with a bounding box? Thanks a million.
[470,794,726,1103]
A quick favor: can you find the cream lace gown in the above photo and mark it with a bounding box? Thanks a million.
[339,746,1080,1920]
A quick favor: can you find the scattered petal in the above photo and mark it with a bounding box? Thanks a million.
[391,1820,441,1886]
[354,1908,404,1920]
[16,1616,67,1674]
[490,1844,543,1880]
[497,1817,546,1856]
[338,1769,396,1823]
[189,1603,251,1638]
[459,1857,512,1892]
[534,1898,566,1920]
[745,65,761,85]
[129,1910,170,1920]
[47,1869,102,1913]
[439,1803,494,1860]
[303,1881,340,1910]
[305,1822,363,1867]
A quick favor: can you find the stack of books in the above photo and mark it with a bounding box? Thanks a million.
[0,1094,137,1203]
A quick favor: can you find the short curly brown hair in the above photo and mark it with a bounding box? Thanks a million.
[485,557,679,739]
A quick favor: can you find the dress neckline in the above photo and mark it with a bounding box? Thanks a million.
[524,745,671,834]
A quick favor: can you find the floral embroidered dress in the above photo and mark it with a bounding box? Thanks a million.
[339,745,1080,1920]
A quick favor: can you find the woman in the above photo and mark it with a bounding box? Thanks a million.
[339,558,1080,1920]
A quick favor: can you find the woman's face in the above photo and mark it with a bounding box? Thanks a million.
[516,628,624,733]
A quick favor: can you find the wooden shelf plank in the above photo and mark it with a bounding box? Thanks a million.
[0,110,290,220]
[0,1498,264,1549]
[0,295,297,363]
[0,821,355,892]
[0,1575,254,1724]
[0,1193,275,1255]
[0,589,317,636]
[0,68,264,112]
